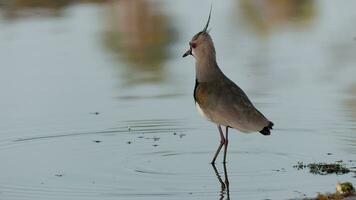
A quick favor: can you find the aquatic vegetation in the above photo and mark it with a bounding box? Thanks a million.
[336,182,355,195]
[294,161,353,175]
[303,182,355,200]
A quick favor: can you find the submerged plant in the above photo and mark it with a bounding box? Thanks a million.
[293,161,352,175]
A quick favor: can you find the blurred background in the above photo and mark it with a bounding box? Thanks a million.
[0,0,356,200]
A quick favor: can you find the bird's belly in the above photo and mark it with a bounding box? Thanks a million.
[195,102,210,120]
[195,102,228,126]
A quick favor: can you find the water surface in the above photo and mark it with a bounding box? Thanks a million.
[0,1,356,199]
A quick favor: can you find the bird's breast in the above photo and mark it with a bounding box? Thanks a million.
[194,80,209,106]
[194,80,211,121]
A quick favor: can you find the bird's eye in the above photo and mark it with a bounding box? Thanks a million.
[191,43,197,48]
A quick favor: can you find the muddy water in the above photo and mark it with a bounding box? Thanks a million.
[0,1,356,199]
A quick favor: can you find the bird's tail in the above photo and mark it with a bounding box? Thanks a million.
[259,121,274,136]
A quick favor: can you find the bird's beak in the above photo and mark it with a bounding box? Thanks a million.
[182,48,192,57]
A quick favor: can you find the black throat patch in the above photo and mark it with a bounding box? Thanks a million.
[193,78,199,102]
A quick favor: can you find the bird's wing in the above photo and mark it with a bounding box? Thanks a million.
[196,78,270,132]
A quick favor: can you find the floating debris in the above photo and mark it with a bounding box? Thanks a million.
[173,132,186,138]
[327,153,333,155]
[153,144,158,147]
[55,174,64,177]
[294,161,306,170]
[89,112,100,115]
[294,161,353,175]
[127,141,132,144]
[272,168,286,172]
[143,136,160,141]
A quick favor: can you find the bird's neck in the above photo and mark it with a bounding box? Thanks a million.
[195,55,223,82]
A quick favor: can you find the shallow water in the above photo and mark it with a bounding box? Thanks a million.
[0,1,356,199]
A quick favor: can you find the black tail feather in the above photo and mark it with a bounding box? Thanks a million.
[259,121,274,136]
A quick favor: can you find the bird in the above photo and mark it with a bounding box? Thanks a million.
[182,7,274,164]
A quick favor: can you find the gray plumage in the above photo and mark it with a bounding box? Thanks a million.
[183,7,273,163]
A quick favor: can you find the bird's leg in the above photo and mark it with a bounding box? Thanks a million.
[211,125,225,164]
[223,126,229,164]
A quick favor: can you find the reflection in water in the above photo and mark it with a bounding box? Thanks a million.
[343,85,356,152]
[0,0,102,19]
[212,164,230,200]
[345,85,356,121]
[323,18,356,153]
[103,0,176,86]
[238,0,316,35]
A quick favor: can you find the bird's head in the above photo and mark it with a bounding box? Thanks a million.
[183,6,215,60]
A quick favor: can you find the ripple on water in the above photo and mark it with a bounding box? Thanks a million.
[128,149,311,178]
[0,119,195,199]
[0,117,352,200]
[0,119,188,150]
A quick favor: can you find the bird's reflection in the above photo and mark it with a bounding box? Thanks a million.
[211,163,230,200]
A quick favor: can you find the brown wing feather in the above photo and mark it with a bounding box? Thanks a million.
[195,76,272,133]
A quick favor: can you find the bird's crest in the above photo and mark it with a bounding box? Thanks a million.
[202,5,212,33]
